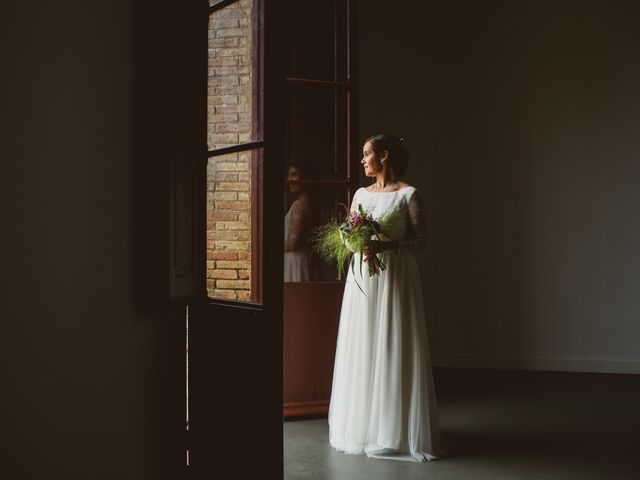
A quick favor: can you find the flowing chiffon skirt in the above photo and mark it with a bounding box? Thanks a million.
[328,250,444,462]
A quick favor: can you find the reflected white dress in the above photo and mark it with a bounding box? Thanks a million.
[284,197,313,282]
[328,186,444,462]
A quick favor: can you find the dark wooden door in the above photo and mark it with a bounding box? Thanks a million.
[188,1,287,478]
[184,1,357,477]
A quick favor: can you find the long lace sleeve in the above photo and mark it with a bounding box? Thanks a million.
[285,199,311,252]
[398,190,427,252]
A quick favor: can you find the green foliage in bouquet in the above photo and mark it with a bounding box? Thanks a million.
[311,203,401,287]
[310,217,352,281]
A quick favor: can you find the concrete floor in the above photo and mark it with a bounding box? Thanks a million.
[284,368,640,480]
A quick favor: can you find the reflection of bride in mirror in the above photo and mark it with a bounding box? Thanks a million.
[284,163,318,282]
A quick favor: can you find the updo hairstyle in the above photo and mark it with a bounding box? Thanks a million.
[366,133,410,177]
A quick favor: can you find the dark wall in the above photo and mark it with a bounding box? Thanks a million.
[359,0,640,373]
[1,1,185,477]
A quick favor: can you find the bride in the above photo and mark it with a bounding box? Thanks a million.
[328,133,445,462]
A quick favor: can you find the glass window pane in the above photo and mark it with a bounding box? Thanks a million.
[288,2,336,81]
[207,148,262,301]
[286,86,348,180]
[208,0,261,150]
[334,0,349,82]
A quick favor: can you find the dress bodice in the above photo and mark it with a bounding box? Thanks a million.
[351,186,426,250]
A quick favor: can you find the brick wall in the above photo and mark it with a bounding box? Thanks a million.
[207,0,254,301]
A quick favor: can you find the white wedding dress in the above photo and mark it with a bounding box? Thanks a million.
[328,186,444,462]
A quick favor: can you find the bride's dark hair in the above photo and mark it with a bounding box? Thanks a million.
[366,133,410,177]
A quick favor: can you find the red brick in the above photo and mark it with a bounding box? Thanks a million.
[217,260,250,270]
[212,57,238,67]
[221,95,239,105]
[237,291,251,301]
[209,269,238,280]
[211,37,239,48]
[210,251,238,260]
[217,279,250,289]
[214,85,243,96]
[237,151,251,161]
[212,112,239,122]
[209,132,238,144]
[214,172,239,181]
[209,289,237,300]
[207,75,239,87]
[214,8,245,19]
[215,122,250,134]
[217,28,246,38]
[212,191,238,201]
[217,221,248,231]
[212,18,239,29]
[216,122,251,133]
[215,162,244,172]
[237,112,252,123]
[216,47,247,57]
[212,66,248,76]
[209,230,242,241]
[208,211,237,222]
[215,240,250,251]
[215,201,249,211]
[215,104,247,114]
[216,201,249,211]
[216,181,249,192]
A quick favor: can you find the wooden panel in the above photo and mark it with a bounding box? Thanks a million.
[283,281,345,417]
[170,154,203,300]
[190,301,274,476]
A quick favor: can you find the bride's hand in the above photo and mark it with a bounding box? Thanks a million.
[363,240,398,261]
[363,240,382,262]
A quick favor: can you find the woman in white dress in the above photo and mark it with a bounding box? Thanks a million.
[284,163,317,282]
[328,133,445,462]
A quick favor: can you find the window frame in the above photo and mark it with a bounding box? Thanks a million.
[207,0,264,304]
[282,0,359,283]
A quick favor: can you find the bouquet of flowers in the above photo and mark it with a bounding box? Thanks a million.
[312,204,398,290]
